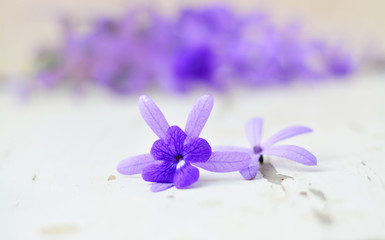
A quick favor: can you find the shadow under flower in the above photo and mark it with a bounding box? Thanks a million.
[259,161,293,185]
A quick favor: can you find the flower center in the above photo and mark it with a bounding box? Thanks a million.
[175,154,183,161]
[253,146,262,154]
[253,146,264,164]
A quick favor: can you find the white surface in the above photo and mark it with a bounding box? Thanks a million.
[1,74,385,239]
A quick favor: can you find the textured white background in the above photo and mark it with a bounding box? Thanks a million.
[1,74,384,239]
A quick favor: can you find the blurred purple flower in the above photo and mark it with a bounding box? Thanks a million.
[166,6,243,90]
[35,5,356,94]
[116,95,251,191]
[323,47,355,76]
[216,117,317,180]
[36,18,94,90]
[87,10,169,94]
[172,45,216,88]
[309,41,356,78]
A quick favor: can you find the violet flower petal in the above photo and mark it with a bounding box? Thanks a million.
[193,151,251,172]
[262,145,317,166]
[262,126,312,149]
[245,117,263,147]
[150,183,174,192]
[142,161,176,183]
[151,139,175,162]
[165,126,187,156]
[184,137,212,163]
[138,95,170,139]
[174,162,199,188]
[117,154,156,175]
[240,165,258,180]
[184,95,214,143]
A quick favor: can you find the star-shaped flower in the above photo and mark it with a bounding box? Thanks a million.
[143,125,211,188]
[217,117,317,180]
[117,95,251,191]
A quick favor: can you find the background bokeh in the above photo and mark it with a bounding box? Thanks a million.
[1,0,385,81]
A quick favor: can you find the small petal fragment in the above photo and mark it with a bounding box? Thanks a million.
[193,151,251,172]
[262,145,317,166]
[138,95,170,139]
[142,162,176,183]
[184,138,212,163]
[240,165,258,180]
[150,183,174,192]
[174,162,199,188]
[117,154,156,175]
[184,95,214,142]
[262,126,312,149]
[245,117,263,147]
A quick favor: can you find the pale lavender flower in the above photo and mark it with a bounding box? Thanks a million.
[117,95,251,191]
[216,117,317,180]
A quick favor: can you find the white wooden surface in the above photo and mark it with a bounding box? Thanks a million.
[1,74,385,240]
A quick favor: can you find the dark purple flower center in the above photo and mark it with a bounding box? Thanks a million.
[175,154,183,161]
[253,145,262,154]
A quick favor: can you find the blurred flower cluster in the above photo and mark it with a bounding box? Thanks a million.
[36,6,355,94]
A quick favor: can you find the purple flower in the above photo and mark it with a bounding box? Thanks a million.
[217,117,317,180]
[143,125,211,188]
[117,95,251,191]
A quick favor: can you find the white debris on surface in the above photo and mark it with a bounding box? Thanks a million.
[1,74,384,240]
